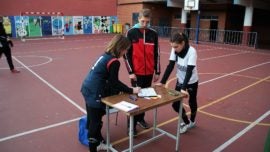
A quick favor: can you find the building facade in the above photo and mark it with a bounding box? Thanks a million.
[0,0,269,48]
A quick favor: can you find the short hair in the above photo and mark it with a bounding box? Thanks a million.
[139,8,152,18]
[105,34,131,58]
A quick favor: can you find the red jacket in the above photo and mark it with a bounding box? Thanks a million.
[124,27,160,76]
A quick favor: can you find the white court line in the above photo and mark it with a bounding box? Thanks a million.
[199,61,270,85]
[13,46,103,55]
[199,52,247,61]
[12,56,86,114]
[213,110,270,152]
[0,117,81,142]
[0,55,52,70]
[159,47,226,55]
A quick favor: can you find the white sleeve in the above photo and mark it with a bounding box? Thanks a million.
[188,47,197,66]
[169,48,176,61]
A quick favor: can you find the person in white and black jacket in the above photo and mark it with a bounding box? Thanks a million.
[157,32,199,134]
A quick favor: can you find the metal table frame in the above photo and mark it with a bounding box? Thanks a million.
[102,86,183,152]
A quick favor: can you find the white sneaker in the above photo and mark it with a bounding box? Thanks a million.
[188,121,196,129]
[97,142,108,151]
[180,122,185,127]
[179,124,188,134]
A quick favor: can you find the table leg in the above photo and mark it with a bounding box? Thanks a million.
[129,115,134,152]
[106,106,110,152]
[175,100,182,152]
[153,108,157,137]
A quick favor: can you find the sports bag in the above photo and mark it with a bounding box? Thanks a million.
[78,115,89,146]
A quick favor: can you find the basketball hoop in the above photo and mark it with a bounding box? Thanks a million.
[184,0,199,11]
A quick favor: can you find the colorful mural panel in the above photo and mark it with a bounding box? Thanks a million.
[41,16,52,36]
[15,16,29,37]
[73,16,83,34]
[83,16,92,34]
[64,16,73,35]
[110,16,118,33]
[5,15,118,38]
[28,16,42,37]
[52,16,64,35]
[2,17,12,36]
[92,16,101,34]
[9,16,16,38]
[100,16,110,33]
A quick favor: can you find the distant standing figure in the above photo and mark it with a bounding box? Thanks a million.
[0,22,20,73]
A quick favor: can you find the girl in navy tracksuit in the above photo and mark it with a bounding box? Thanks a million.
[81,35,140,152]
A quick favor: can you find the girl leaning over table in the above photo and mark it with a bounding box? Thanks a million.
[81,34,140,152]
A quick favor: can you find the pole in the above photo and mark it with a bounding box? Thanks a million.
[195,10,200,44]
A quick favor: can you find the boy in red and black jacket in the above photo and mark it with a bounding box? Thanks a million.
[124,8,160,135]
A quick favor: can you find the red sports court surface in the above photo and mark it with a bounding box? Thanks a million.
[0,34,269,152]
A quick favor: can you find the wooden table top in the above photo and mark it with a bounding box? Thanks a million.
[102,86,184,116]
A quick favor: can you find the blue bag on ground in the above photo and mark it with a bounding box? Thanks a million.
[78,115,89,146]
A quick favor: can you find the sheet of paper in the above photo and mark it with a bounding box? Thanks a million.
[113,101,139,112]
[138,87,157,97]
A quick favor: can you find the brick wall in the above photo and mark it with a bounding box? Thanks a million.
[0,0,117,16]
[117,4,143,25]
[117,3,173,27]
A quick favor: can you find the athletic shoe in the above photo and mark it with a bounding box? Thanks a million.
[97,142,108,151]
[179,124,188,134]
[180,122,185,127]
[188,121,196,129]
[138,120,150,129]
[11,69,20,73]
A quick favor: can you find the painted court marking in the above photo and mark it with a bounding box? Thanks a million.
[199,51,247,61]
[213,110,270,152]
[0,117,81,142]
[12,56,86,114]
[0,55,52,69]
[1,53,268,149]
[111,74,270,145]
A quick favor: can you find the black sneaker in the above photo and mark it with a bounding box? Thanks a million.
[138,120,150,129]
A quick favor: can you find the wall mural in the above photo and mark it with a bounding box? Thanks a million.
[14,16,29,37]
[2,17,12,35]
[64,16,73,35]
[100,16,110,33]
[83,16,92,34]
[41,16,52,36]
[92,16,101,34]
[28,16,42,37]
[2,16,118,38]
[52,16,64,35]
[73,16,84,34]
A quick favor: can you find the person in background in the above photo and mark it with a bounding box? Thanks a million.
[124,8,160,135]
[81,34,140,152]
[157,32,199,134]
[0,22,20,73]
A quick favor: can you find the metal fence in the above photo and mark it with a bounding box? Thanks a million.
[152,26,257,48]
